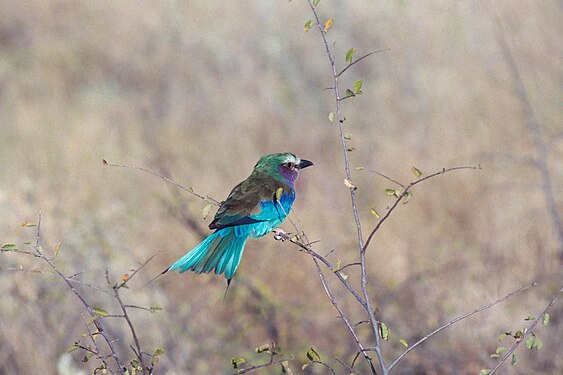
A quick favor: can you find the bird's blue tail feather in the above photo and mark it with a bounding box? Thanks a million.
[169,228,247,279]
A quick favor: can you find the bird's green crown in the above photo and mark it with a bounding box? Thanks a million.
[253,152,313,184]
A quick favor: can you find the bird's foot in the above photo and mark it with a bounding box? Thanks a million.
[272,228,291,242]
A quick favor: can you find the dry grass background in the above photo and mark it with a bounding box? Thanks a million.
[0,0,561,374]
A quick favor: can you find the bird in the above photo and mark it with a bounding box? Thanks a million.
[164,152,313,286]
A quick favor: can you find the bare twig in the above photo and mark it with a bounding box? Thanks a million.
[336,49,391,78]
[387,281,537,371]
[103,159,220,206]
[363,165,479,253]
[488,285,562,375]
[28,211,125,373]
[233,356,294,374]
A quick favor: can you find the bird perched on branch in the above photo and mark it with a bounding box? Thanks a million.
[165,152,313,285]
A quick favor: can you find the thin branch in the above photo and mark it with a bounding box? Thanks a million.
[336,49,391,78]
[387,281,537,372]
[363,165,479,253]
[489,285,563,375]
[103,159,220,206]
[233,356,294,374]
[305,1,386,372]
[28,212,125,373]
[311,257,378,375]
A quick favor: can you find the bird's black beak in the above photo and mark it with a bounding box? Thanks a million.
[298,159,314,169]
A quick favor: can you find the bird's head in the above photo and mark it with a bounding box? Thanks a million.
[254,152,313,184]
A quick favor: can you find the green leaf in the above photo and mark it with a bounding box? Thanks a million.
[231,356,246,369]
[542,313,550,325]
[498,332,509,342]
[353,80,363,94]
[92,307,109,317]
[202,204,213,219]
[378,322,389,341]
[399,338,408,347]
[153,348,165,356]
[355,166,364,171]
[20,221,36,227]
[511,353,518,366]
[370,208,380,218]
[490,353,499,358]
[513,330,524,339]
[306,347,321,361]
[525,334,543,350]
[385,188,401,197]
[313,0,321,7]
[1,243,17,251]
[411,166,422,178]
[256,343,271,353]
[524,315,536,321]
[301,363,310,371]
[150,305,163,313]
[345,88,356,97]
[479,369,491,375]
[345,48,356,65]
[304,20,314,32]
[496,346,507,354]
[66,344,80,353]
[328,112,334,122]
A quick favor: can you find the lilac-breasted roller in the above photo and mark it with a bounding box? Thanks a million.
[165,153,313,284]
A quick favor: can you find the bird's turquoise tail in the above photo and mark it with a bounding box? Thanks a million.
[169,228,247,280]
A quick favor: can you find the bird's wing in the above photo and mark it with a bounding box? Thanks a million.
[209,174,290,230]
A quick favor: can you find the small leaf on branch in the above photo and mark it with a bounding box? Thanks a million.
[306,347,321,361]
[1,244,17,251]
[411,166,422,178]
[150,305,163,313]
[370,208,380,218]
[323,18,333,32]
[479,370,491,375]
[313,0,321,7]
[344,179,357,190]
[525,335,543,350]
[511,353,518,365]
[542,313,550,325]
[355,166,364,170]
[353,80,363,94]
[20,221,36,227]
[385,188,401,197]
[345,88,356,98]
[231,356,246,369]
[328,112,334,122]
[53,241,62,257]
[344,134,352,140]
[399,338,408,347]
[92,307,109,317]
[524,315,536,321]
[378,322,389,340]
[304,20,314,32]
[256,343,271,353]
[202,204,213,219]
[345,48,356,65]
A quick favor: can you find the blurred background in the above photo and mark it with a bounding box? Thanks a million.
[0,0,561,374]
